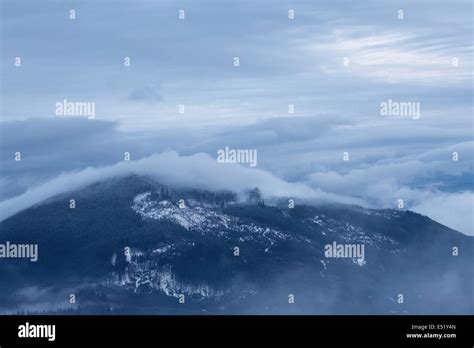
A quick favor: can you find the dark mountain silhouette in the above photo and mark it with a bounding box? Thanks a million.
[0,175,472,314]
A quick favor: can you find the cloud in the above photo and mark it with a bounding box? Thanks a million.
[0,0,471,236]
[411,192,474,235]
[303,162,474,235]
[303,28,472,85]
[128,85,162,103]
[0,151,363,221]
[0,118,135,199]
[1,116,471,234]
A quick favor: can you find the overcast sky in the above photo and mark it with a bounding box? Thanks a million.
[1,0,473,234]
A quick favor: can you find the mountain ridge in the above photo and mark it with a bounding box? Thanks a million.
[0,175,472,314]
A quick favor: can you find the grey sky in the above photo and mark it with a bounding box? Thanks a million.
[1,0,473,234]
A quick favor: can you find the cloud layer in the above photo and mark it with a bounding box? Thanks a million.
[0,151,363,221]
[0,1,472,235]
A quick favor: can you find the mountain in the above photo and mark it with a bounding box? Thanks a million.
[0,175,472,314]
